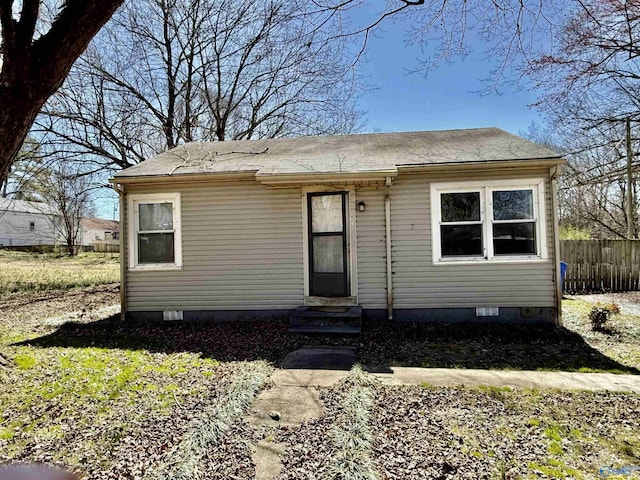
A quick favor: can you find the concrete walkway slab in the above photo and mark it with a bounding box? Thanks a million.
[248,347,357,480]
[373,367,640,393]
[271,368,348,388]
[279,345,357,370]
[252,439,285,480]
[249,385,325,427]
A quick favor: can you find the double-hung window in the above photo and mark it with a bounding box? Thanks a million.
[431,180,547,263]
[128,193,182,270]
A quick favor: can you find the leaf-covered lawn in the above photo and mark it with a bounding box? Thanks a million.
[0,340,243,477]
[1,283,640,479]
[0,285,272,479]
[277,369,640,480]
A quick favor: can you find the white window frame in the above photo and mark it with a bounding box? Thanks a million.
[431,179,548,264]
[128,193,182,270]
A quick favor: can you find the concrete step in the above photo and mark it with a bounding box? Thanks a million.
[288,326,362,335]
[289,306,362,334]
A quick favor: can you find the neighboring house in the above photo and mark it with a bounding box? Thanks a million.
[111,128,566,326]
[80,218,119,246]
[0,198,60,248]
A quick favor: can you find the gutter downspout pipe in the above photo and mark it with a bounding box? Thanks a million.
[385,176,393,320]
[114,183,126,322]
[550,166,562,326]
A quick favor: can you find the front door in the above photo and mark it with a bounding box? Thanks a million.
[308,192,348,297]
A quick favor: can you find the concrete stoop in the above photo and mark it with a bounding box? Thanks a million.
[288,305,362,334]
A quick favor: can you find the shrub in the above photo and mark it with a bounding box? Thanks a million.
[589,303,620,331]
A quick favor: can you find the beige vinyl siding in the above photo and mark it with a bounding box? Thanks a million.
[122,167,557,314]
[125,181,303,311]
[355,187,387,309]
[390,170,556,309]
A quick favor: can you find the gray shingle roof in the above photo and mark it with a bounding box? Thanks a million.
[114,128,562,180]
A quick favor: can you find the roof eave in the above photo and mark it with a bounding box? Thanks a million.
[110,171,256,185]
[109,157,566,186]
[396,157,566,173]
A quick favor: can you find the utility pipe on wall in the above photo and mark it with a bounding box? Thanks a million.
[550,166,562,326]
[114,183,126,321]
[385,177,393,320]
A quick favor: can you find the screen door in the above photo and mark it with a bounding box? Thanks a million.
[308,192,348,297]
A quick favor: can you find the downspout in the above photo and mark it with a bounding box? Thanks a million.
[550,166,562,326]
[385,176,393,320]
[114,183,127,322]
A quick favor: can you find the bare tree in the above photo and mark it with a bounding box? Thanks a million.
[524,119,640,240]
[562,123,640,240]
[1,0,630,189]
[522,2,640,238]
[530,1,640,116]
[34,164,94,256]
[0,0,123,186]
[35,0,364,173]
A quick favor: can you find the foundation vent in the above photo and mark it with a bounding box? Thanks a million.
[163,310,184,321]
[476,307,499,317]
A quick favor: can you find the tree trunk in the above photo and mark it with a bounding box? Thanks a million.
[0,0,124,182]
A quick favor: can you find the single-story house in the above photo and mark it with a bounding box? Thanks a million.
[0,198,60,248]
[111,128,566,326]
[80,217,120,246]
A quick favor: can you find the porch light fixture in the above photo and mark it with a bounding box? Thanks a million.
[358,201,366,212]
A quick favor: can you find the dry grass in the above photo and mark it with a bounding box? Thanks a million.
[0,250,119,295]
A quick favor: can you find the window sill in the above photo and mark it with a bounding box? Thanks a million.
[128,264,183,272]
[433,257,549,266]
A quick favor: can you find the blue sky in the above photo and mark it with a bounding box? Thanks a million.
[354,22,544,136]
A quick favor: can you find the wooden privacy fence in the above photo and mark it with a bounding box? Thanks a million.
[560,240,640,292]
[91,240,120,254]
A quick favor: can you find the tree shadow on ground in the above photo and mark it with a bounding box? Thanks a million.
[360,322,639,374]
[17,316,639,375]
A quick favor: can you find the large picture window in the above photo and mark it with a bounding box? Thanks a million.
[431,180,547,263]
[128,193,182,270]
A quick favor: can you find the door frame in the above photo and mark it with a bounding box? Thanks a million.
[307,191,348,297]
[302,185,358,304]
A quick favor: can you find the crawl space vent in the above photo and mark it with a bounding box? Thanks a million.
[163,310,184,321]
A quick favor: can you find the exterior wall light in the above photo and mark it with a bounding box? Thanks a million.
[357,201,366,212]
